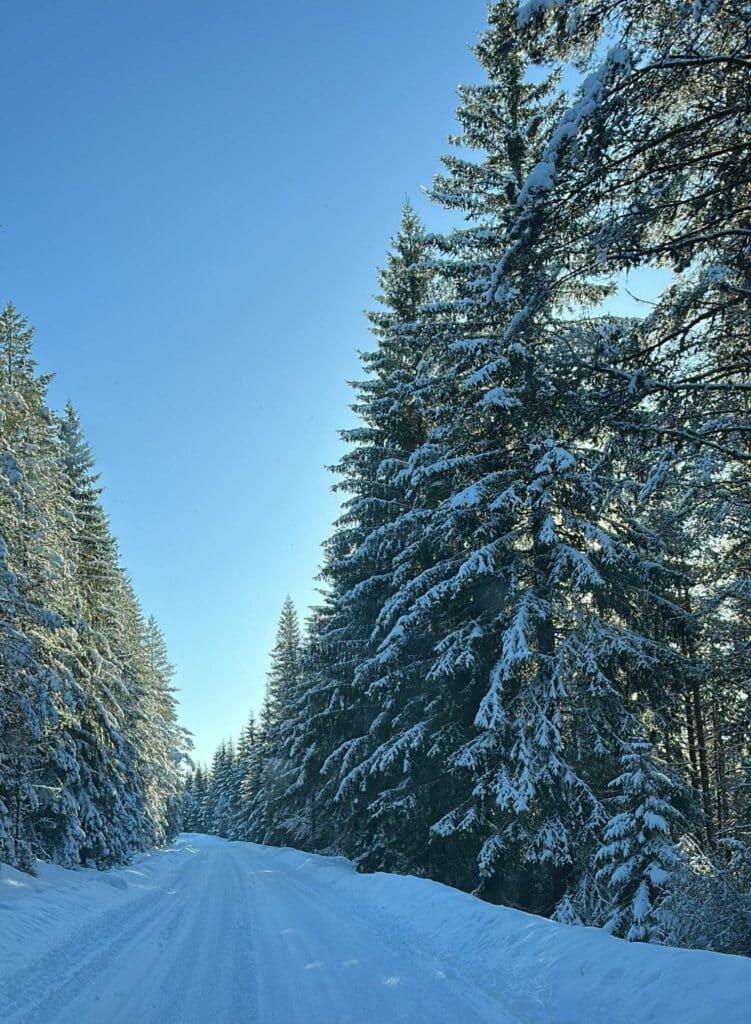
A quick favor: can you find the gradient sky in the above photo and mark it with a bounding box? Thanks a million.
[2,0,490,762]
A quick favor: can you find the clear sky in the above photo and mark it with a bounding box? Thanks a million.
[2,0,489,763]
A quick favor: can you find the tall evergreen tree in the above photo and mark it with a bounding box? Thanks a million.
[180,0,751,954]
[283,205,444,869]
[245,598,303,844]
[0,304,188,870]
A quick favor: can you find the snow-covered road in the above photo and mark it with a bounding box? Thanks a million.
[1,833,748,1023]
[0,834,500,1023]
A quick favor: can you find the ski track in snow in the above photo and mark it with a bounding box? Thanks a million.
[0,833,748,1024]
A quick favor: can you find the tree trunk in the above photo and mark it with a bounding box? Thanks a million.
[690,676,716,847]
[684,686,701,792]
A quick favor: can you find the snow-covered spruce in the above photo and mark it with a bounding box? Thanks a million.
[191,0,750,956]
[0,305,190,872]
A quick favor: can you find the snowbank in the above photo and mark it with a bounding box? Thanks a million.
[254,842,750,1024]
[0,844,189,979]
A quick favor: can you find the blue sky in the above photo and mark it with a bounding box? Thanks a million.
[2,0,488,762]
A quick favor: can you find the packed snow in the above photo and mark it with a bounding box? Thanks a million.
[0,833,748,1023]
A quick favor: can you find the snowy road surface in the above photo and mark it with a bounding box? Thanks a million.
[1,834,749,1024]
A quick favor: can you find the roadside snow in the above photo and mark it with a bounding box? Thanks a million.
[0,834,747,1023]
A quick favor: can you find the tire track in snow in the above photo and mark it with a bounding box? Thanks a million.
[2,836,507,1023]
[236,845,506,1024]
[0,860,193,1023]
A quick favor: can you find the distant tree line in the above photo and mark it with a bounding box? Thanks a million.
[0,305,190,872]
[189,0,751,955]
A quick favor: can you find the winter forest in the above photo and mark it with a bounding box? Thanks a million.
[185,0,751,957]
[5,0,751,967]
[0,307,190,872]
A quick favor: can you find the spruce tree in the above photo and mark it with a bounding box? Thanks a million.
[596,739,685,941]
[0,305,82,868]
[245,598,303,844]
[232,711,257,840]
[0,305,189,869]
[294,204,443,869]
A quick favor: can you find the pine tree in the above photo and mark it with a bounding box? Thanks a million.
[596,739,684,941]
[181,769,197,831]
[205,742,237,838]
[173,0,749,955]
[270,603,332,851]
[56,403,144,866]
[0,305,82,868]
[512,0,751,870]
[231,711,257,840]
[286,205,444,869]
[308,4,665,909]
[280,2,710,917]
[185,764,210,833]
[0,304,188,869]
[245,598,303,844]
[137,616,190,844]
